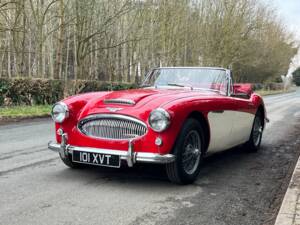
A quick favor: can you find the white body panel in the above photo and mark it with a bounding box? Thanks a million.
[207,110,255,153]
[231,111,255,146]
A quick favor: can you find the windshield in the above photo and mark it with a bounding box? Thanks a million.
[142,68,228,94]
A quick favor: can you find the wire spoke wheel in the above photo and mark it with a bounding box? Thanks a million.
[182,130,201,175]
[166,118,204,184]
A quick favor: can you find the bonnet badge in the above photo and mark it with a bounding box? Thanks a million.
[106,107,123,112]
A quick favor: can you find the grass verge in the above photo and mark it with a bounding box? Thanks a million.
[0,105,51,119]
[257,89,296,96]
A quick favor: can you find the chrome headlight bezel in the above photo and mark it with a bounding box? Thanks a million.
[148,108,170,132]
[51,102,69,123]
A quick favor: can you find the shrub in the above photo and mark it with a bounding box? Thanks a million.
[0,78,137,106]
[0,78,10,105]
[252,83,264,91]
[252,83,283,91]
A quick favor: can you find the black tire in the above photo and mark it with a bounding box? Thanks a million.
[59,153,82,168]
[245,111,264,152]
[166,118,205,184]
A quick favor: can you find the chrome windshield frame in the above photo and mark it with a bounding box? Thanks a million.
[225,69,233,97]
[141,67,233,97]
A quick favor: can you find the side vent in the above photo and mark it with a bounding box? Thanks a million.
[104,98,135,105]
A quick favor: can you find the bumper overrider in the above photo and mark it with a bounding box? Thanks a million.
[48,129,175,167]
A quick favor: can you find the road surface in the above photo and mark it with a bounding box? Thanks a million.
[0,89,300,225]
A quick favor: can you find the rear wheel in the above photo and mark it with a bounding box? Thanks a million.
[166,118,205,184]
[246,111,263,152]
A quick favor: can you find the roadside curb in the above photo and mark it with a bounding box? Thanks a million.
[0,115,51,125]
[275,153,300,225]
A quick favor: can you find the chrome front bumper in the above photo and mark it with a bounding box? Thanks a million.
[48,130,175,167]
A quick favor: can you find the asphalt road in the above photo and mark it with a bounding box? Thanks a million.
[1,89,300,225]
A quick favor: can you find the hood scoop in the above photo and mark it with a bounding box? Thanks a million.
[103,98,135,105]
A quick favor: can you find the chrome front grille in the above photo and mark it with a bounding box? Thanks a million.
[78,114,147,140]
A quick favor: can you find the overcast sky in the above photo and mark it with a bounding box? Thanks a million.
[264,0,300,73]
[269,0,300,40]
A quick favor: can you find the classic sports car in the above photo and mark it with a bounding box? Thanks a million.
[48,67,267,184]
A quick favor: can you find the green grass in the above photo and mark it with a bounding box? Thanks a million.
[256,89,295,96]
[0,105,52,119]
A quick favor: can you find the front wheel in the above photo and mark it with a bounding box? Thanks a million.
[59,153,82,169]
[166,118,205,184]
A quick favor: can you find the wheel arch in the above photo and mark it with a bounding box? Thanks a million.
[187,111,210,153]
[257,105,265,128]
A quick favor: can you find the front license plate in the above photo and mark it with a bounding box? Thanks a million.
[72,151,121,168]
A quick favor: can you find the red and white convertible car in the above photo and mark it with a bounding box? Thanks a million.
[48,67,267,184]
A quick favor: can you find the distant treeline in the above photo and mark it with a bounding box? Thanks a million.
[0,0,297,83]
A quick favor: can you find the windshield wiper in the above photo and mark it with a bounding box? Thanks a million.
[167,83,185,87]
[167,83,193,90]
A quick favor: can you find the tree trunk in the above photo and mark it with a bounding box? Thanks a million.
[54,0,64,79]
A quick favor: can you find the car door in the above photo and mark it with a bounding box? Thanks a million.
[229,96,256,146]
[206,97,237,153]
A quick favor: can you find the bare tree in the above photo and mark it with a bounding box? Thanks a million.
[0,0,297,83]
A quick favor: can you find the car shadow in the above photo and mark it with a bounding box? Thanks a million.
[54,161,171,187]
[53,145,262,187]
[203,145,257,166]
[196,145,267,186]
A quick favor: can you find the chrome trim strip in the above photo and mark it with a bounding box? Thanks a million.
[104,98,135,105]
[48,142,175,164]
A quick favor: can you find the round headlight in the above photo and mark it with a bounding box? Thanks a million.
[149,108,170,132]
[51,102,69,123]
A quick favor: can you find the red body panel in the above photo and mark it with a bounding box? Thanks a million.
[233,83,253,96]
[55,87,265,155]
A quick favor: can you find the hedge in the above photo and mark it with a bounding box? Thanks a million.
[0,78,284,106]
[0,78,137,106]
[252,82,283,91]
